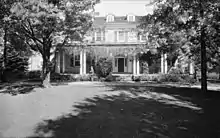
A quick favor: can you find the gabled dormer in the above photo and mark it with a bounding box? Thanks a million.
[106,14,115,22]
[127,14,135,22]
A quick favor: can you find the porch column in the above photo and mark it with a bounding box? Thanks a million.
[164,53,168,74]
[80,50,83,75]
[189,62,194,75]
[137,58,140,75]
[63,51,65,73]
[133,55,137,75]
[83,50,86,74]
[161,53,164,73]
[55,51,60,73]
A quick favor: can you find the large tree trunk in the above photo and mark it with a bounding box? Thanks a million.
[200,0,207,93]
[1,27,8,82]
[41,57,52,88]
[218,71,220,80]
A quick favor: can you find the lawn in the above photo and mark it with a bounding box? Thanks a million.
[0,81,220,138]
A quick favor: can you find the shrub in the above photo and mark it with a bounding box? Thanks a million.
[132,75,141,82]
[207,72,219,80]
[131,74,196,84]
[168,67,183,74]
[180,74,197,84]
[140,74,161,82]
[105,73,115,82]
[160,74,196,84]
[160,74,182,82]
[51,73,92,82]
[95,57,112,78]
[27,70,41,79]
[79,75,91,81]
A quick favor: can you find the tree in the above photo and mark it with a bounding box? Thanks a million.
[0,0,18,82]
[139,0,219,92]
[10,0,99,87]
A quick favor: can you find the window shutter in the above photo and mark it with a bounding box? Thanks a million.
[92,32,95,42]
[103,30,105,41]
[114,31,117,42]
[125,31,128,42]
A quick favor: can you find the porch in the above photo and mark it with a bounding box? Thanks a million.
[54,46,191,75]
[55,49,144,75]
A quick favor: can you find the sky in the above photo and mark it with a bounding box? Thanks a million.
[94,0,154,16]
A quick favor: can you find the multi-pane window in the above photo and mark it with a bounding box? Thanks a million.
[96,30,102,41]
[127,15,135,22]
[138,34,147,41]
[70,54,74,67]
[106,15,114,22]
[118,31,125,42]
[70,54,80,67]
[74,54,80,66]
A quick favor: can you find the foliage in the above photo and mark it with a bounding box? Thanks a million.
[0,46,29,72]
[138,0,220,92]
[9,0,99,87]
[132,74,196,84]
[50,73,92,82]
[95,57,113,78]
[27,70,42,80]
[168,66,184,74]
[104,73,115,82]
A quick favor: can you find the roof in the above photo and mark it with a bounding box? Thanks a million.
[93,16,142,29]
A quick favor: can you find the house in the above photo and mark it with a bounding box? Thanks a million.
[29,0,194,75]
[54,13,171,75]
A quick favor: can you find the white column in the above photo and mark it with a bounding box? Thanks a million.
[189,62,194,75]
[161,53,164,73]
[80,50,83,75]
[63,51,65,73]
[137,58,140,75]
[117,31,119,42]
[56,51,60,73]
[133,55,136,75]
[164,53,168,74]
[83,50,86,74]
[94,32,97,41]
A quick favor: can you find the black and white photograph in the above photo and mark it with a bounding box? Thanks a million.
[0,0,219,137]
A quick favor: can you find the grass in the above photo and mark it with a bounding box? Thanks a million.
[30,82,220,138]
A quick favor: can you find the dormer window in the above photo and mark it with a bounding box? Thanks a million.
[106,14,114,22]
[127,15,135,22]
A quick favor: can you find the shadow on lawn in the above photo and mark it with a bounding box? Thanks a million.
[31,83,220,138]
[0,80,71,96]
[0,82,42,96]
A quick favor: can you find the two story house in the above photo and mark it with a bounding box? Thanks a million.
[54,13,170,75]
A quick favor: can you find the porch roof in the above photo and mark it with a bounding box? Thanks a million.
[63,42,146,47]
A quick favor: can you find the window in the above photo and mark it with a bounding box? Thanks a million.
[70,54,74,67]
[138,34,147,41]
[106,15,114,22]
[70,54,80,67]
[127,15,135,22]
[118,31,125,42]
[96,30,102,41]
[74,54,80,66]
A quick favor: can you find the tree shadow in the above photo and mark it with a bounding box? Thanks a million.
[0,80,74,96]
[0,82,42,96]
[31,83,220,138]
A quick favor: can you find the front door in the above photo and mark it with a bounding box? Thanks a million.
[118,58,124,72]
